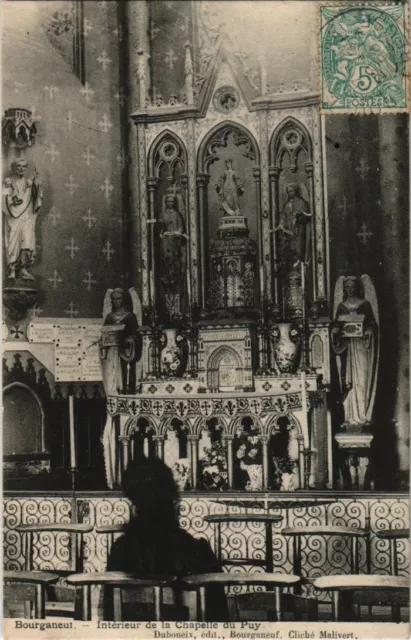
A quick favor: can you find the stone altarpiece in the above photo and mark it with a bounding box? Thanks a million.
[101,33,333,494]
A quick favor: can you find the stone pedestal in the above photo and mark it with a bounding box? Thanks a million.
[335,432,373,490]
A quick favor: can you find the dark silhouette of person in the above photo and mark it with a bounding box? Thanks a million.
[103,456,227,621]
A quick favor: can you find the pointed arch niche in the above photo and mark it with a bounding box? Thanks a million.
[197,122,261,310]
[147,131,189,323]
[269,117,315,315]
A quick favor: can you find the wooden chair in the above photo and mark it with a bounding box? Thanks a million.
[204,514,283,572]
[281,525,370,591]
[95,524,126,558]
[16,523,93,573]
[313,575,409,622]
[16,523,94,617]
[181,572,300,621]
[4,571,59,619]
[376,528,409,575]
[66,572,177,621]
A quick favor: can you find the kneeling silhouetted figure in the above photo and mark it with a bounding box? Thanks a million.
[103,456,227,621]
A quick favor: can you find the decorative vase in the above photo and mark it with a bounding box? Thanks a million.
[245,464,263,491]
[271,322,301,374]
[160,328,187,377]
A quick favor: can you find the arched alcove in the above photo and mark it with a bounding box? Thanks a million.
[3,382,45,456]
[128,417,156,460]
[198,417,228,491]
[267,414,302,489]
[233,416,262,490]
[163,417,190,490]
[197,122,261,311]
[269,117,315,315]
[207,345,243,391]
[147,130,189,323]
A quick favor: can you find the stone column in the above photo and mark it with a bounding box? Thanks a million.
[153,435,165,461]
[188,435,199,489]
[253,167,264,303]
[260,435,270,489]
[269,166,281,309]
[305,161,316,300]
[223,435,234,489]
[125,1,150,289]
[184,42,194,106]
[196,173,210,310]
[147,177,159,309]
[378,116,409,486]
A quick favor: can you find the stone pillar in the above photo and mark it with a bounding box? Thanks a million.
[125,1,150,289]
[188,435,199,489]
[147,177,159,309]
[260,435,270,489]
[196,173,210,310]
[224,435,234,489]
[153,435,165,461]
[269,166,281,309]
[253,167,264,303]
[378,116,409,486]
[305,161,316,300]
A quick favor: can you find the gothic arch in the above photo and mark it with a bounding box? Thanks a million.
[230,413,263,436]
[194,415,229,437]
[197,120,260,173]
[148,129,188,179]
[125,415,158,437]
[265,412,303,438]
[159,415,192,437]
[269,116,312,166]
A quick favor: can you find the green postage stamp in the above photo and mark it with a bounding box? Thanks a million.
[320,4,409,112]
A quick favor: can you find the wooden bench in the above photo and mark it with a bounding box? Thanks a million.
[182,572,300,621]
[66,572,177,621]
[4,571,59,619]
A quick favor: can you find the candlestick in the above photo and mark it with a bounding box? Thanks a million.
[69,394,76,470]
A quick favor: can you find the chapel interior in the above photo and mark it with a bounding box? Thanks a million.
[2,0,409,623]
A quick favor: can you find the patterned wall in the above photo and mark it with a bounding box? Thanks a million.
[4,495,409,598]
[2,1,127,319]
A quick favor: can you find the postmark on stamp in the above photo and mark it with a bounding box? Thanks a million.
[320,5,409,112]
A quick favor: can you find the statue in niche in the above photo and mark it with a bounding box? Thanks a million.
[100,288,142,395]
[331,275,379,427]
[276,183,312,267]
[2,157,43,280]
[158,188,187,320]
[216,159,244,216]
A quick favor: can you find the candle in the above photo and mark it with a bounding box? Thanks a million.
[69,395,76,470]
[259,265,264,296]
[143,437,149,458]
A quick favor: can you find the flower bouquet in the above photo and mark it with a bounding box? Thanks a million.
[200,441,228,490]
[273,456,298,492]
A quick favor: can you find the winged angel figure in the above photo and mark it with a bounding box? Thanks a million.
[331,275,379,427]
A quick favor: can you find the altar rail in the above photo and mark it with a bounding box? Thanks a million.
[4,493,409,595]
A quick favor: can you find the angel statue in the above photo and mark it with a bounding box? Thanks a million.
[331,275,379,427]
[216,159,244,216]
[100,287,142,396]
[275,183,312,268]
